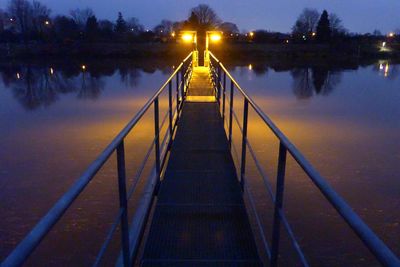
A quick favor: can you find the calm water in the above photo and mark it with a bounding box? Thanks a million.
[0,58,399,266]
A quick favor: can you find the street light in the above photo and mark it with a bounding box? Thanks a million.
[205,31,222,67]
[182,33,194,42]
[180,31,198,66]
[210,33,222,42]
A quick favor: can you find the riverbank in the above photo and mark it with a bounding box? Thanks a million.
[1,42,399,61]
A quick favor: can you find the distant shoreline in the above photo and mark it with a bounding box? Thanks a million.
[0,43,399,61]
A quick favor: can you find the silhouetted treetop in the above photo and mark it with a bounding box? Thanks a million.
[188,4,221,30]
[329,13,347,36]
[115,12,127,33]
[220,22,239,34]
[316,10,331,42]
[70,8,94,29]
[292,8,319,36]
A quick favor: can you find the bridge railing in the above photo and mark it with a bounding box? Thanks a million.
[1,53,194,267]
[208,51,400,267]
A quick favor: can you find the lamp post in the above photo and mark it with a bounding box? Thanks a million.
[180,31,198,67]
[205,31,222,67]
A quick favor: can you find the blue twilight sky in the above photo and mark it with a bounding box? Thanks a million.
[0,0,399,33]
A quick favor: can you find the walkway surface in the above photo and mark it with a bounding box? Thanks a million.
[141,67,261,266]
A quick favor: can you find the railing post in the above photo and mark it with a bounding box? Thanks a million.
[270,142,287,267]
[217,65,222,105]
[116,141,130,267]
[168,80,173,138]
[176,70,180,111]
[154,97,161,190]
[181,67,185,102]
[240,99,249,191]
[228,80,234,148]
[222,71,226,120]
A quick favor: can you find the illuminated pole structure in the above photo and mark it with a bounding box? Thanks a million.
[181,31,198,67]
[180,30,222,67]
[204,31,222,67]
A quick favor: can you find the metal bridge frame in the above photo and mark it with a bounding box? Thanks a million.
[2,51,400,267]
[208,52,400,267]
[1,54,193,267]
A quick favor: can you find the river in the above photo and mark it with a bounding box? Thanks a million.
[0,57,399,266]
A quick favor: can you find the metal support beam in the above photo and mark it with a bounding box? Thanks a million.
[228,80,234,148]
[240,99,249,191]
[270,142,287,267]
[117,141,130,267]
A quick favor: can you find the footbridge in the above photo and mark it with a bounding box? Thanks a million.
[2,52,400,267]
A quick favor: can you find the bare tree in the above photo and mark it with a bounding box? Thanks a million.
[190,4,221,29]
[329,13,347,36]
[219,22,239,33]
[7,0,32,36]
[153,19,173,36]
[127,17,144,35]
[31,1,51,34]
[172,21,185,32]
[70,8,94,29]
[0,9,5,31]
[292,8,320,36]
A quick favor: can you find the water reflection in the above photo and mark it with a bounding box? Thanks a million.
[291,67,342,98]
[375,61,400,79]
[0,61,173,110]
[241,59,400,100]
[2,58,399,111]
[119,67,141,87]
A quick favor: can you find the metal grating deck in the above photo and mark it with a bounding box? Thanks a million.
[141,100,261,266]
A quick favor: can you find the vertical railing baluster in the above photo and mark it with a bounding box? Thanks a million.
[222,71,226,120]
[116,141,130,267]
[168,80,173,138]
[154,97,161,191]
[228,80,234,148]
[270,142,288,267]
[240,99,249,191]
[181,66,184,103]
[176,70,180,112]
[217,64,222,105]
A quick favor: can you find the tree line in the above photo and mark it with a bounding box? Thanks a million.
[0,0,397,45]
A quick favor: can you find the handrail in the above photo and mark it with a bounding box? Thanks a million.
[1,52,194,267]
[208,51,400,267]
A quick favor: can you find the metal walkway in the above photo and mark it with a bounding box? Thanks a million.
[141,67,261,266]
[2,52,400,267]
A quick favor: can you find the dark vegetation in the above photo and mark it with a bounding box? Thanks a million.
[0,1,399,59]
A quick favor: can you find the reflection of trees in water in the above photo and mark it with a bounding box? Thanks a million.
[291,68,313,99]
[119,67,141,88]
[312,67,342,95]
[0,59,187,110]
[252,64,268,76]
[77,74,105,100]
[1,65,106,110]
[11,66,75,110]
[291,67,342,99]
